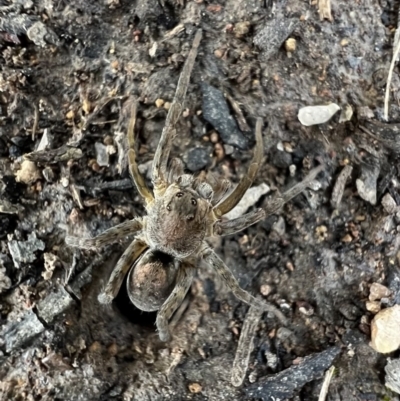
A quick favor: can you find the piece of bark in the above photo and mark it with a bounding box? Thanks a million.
[24,145,83,164]
[331,165,353,209]
[254,18,298,61]
[231,305,263,387]
[245,346,341,400]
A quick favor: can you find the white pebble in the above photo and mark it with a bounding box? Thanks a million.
[298,103,340,126]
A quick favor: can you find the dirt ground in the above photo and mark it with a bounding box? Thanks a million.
[1,0,400,400]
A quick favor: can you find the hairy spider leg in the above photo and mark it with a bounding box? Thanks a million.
[214,208,266,236]
[151,29,203,195]
[66,218,143,250]
[201,246,288,324]
[213,118,264,218]
[263,165,324,216]
[156,262,196,341]
[214,164,324,236]
[98,239,148,304]
[127,100,154,205]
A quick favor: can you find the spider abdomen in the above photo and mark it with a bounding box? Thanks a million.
[127,249,178,312]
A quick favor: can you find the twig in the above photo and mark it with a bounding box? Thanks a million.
[225,93,250,132]
[82,96,125,130]
[318,365,335,401]
[161,24,185,42]
[384,35,400,121]
[31,104,39,141]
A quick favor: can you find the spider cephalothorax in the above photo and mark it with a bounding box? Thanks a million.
[66,29,322,341]
[146,183,211,258]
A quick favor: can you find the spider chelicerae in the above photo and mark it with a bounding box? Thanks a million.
[66,29,322,341]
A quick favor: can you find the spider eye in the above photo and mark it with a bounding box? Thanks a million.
[191,198,197,206]
[166,205,171,211]
[176,192,184,198]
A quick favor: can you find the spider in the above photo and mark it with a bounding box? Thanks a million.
[66,29,322,341]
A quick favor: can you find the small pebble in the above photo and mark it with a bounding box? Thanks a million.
[106,145,116,155]
[272,216,286,236]
[341,234,352,243]
[155,98,165,108]
[356,163,379,206]
[66,110,74,119]
[370,305,400,353]
[366,301,381,314]
[315,225,328,242]
[286,262,294,271]
[234,21,250,38]
[210,131,219,143]
[270,149,292,169]
[15,160,41,184]
[223,144,234,155]
[369,283,392,301]
[285,38,296,52]
[61,177,69,187]
[297,301,314,316]
[382,193,397,214]
[188,383,202,393]
[339,104,353,123]
[283,142,293,153]
[260,284,273,297]
[107,343,118,356]
[95,142,109,167]
[214,48,224,58]
[103,135,114,145]
[89,341,102,353]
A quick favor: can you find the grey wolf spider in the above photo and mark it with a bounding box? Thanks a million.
[66,29,322,341]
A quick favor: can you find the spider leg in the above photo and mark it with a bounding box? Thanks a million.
[214,165,324,235]
[156,262,196,341]
[263,165,324,217]
[201,246,287,324]
[213,118,264,218]
[98,238,148,304]
[66,218,143,250]
[214,208,265,236]
[151,29,202,195]
[127,101,154,204]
